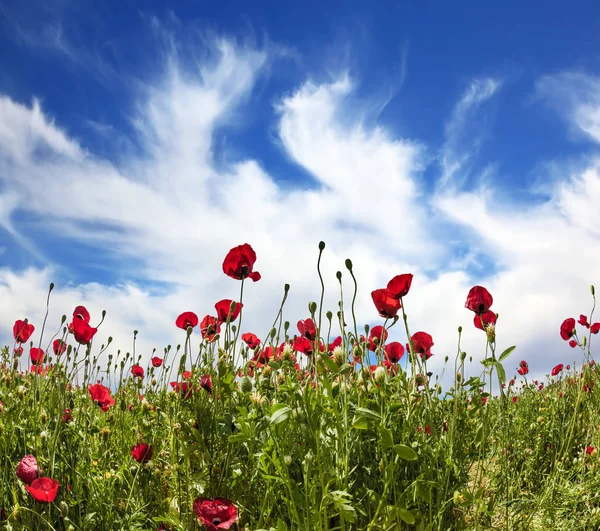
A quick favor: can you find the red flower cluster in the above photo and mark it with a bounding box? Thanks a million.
[16,455,59,503]
[465,286,497,332]
[517,360,529,376]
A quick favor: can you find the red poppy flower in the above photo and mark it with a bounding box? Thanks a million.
[517,360,529,376]
[410,331,434,360]
[586,445,595,455]
[591,323,600,334]
[151,357,163,368]
[222,243,261,282]
[551,364,564,376]
[384,342,404,363]
[69,319,97,345]
[52,339,66,356]
[242,332,261,349]
[131,443,153,463]
[293,336,314,356]
[16,455,40,485]
[215,300,243,323]
[560,318,576,340]
[13,320,35,343]
[386,273,413,299]
[176,311,199,331]
[579,314,590,328]
[328,336,342,352]
[368,326,388,350]
[200,315,221,342]
[200,375,213,395]
[170,381,193,399]
[569,339,578,348]
[88,383,115,411]
[297,318,317,340]
[131,365,144,378]
[30,348,45,365]
[512,396,518,403]
[62,409,72,423]
[193,497,238,530]
[14,346,23,357]
[371,288,401,319]
[474,310,497,330]
[465,286,493,315]
[25,477,59,503]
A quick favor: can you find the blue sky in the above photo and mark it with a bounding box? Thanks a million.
[1,0,600,383]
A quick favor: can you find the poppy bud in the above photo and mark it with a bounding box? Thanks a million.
[240,376,253,393]
[583,336,587,347]
[458,326,462,333]
[270,328,277,339]
[345,259,353,271]
[319,241,326,251]
[284,283,290,293]
[336,271,342,281]
[445,356,449,363]
[284,321,290,331]
[374,366,386,384]
[308,302,317,314]
[592,285,595,296]
[60,501,68,517]
[326,311,332,321]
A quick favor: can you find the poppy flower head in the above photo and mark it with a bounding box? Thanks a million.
[386,273,413,299]
[13,320,35,343]
[131,443,153,463]
[241,332,261,349]
[176,311,199,331]
[569,339,578,348]
[465,286,493,315]
[586,445,595,455]
[200,315,221,342]
[30,348,45,365]
[16,455,40,485]
[560,318,576,341]
[193,497,238,530]
[151,357,163,368]
[368,326,388,350]
[474,310,497,331]
[371,288,401,319]
[222,243,261,282]
[328,335,343,352]
[88,383,115,411]
[69,319,97,345]
[591,323,600,335]
[25,477,60,503]
[215,300,243,323]
[384,342,404,364]
[551,364,564,377]
[297,318,317,340]
[517,360,529,376]
[170,381,193,399]
[200,374,213,395]
[410,331,434,360]
[579,314,590,328]
[52,339,67,356]
[131,365,144,379]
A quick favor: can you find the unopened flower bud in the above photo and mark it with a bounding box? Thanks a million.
[332,346,345,366]
[374,366,386,384]
[241,376,253,393]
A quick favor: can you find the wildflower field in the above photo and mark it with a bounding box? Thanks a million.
[1,242,599,531]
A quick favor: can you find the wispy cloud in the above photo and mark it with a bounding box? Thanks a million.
[438,77,502,191]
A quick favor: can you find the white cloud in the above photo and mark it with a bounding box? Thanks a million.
[0,37,599,391]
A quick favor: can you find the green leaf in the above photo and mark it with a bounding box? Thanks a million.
[396,508,416,524]
[498,345,516,362]
[379,427,394,449]
[393,444,418,461]
[320,355,339,374]
[495,361,506,385]
[270,405,291,425]
[416,482,432,504]
[355,407,381,421]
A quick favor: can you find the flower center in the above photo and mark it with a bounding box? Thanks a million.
[212,518,222,525]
